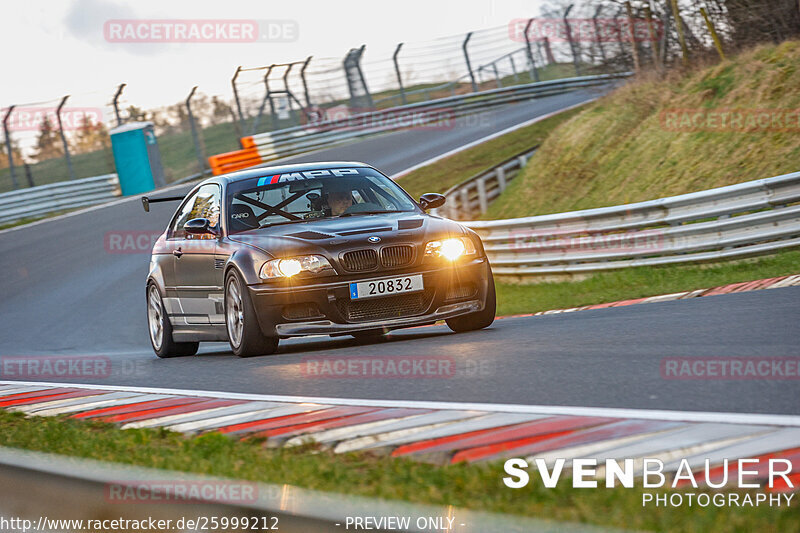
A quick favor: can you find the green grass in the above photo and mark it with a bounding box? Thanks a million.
[495,249,800,316]
[483,40,800,220]
[397,105,585,199]
[0,410,795,532]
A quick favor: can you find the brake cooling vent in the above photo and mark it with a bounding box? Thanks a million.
[336,290,433,322]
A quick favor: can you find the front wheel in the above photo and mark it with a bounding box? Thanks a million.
[445,271,496,333]
[147,283,199,358]
[225,271,278,358]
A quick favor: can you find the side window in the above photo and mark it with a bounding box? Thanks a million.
[169,184,221,240]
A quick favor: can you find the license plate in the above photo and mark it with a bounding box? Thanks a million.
[349,275,424,299]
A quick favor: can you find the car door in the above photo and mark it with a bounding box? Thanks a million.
[168,184,222,326]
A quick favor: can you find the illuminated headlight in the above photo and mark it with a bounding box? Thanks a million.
[424,237,476,261]
[260,255,333,279]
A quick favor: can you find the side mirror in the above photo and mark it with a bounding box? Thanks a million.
[419,193,446,211]
[184,218,217,235]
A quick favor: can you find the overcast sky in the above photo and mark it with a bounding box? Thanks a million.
[2,0,543,113]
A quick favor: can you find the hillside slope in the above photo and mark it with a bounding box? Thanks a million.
[484,41,800,219]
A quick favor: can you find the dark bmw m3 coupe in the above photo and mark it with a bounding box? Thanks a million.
[144,162,496,358]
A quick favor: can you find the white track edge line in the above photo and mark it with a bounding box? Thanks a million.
[2,380,799,427]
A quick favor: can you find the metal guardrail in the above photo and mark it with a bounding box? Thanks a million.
[0,174,120,226]
[209,73,631,175]
[434,147,538,220]
[0,447,587,533]
[459,168,800,279]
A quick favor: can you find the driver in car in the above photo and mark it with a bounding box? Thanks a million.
[325,183,354,216]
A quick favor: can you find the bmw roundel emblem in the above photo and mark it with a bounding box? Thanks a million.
[368,236,381,243]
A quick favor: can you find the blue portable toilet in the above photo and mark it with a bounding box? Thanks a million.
[109,121,166,196]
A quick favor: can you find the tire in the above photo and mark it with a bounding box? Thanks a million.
[445,270,497,333]
[225,270,279,358]
[147,283,199,358]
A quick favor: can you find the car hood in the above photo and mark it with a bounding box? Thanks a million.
[227,212,470,258]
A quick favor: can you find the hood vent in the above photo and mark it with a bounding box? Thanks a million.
[337,226,392,236]
[288,231,334,240]
[397,219,423,230]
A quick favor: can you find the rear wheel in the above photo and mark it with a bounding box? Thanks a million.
[446,270,496,333]
[147,283,199,358]
[225,270,279,358]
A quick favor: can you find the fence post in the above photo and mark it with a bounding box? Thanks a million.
[543,36,555,65]
[509,54,518,83]
[113,83,126,126]
[186,86,207,175]
[462,32,478,92]
[492,62,502,88]
[231,66,246,131]
[2,105,18,190]
[23,163,34,188]
[355,45,373,109]
[524,19,540,82]
[625,2,641,73]
[56,96,76,182]
[393,43,407,105]
[592,6,607,67]
[564,5,582,76]
[300,56,313,107]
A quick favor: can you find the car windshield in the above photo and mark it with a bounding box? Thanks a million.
[226,167,418,233]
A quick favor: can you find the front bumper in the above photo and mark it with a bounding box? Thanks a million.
[247,257,491,337]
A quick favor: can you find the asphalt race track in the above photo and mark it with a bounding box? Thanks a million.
[1,85,798,416]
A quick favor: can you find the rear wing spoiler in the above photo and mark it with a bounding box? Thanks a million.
[141,195,184,212]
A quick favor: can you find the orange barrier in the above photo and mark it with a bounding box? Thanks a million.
[208,136,262,175]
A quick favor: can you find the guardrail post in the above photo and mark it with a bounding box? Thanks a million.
[476,178,488,214]
[2,106,18,190]
[56,95,76,182]
[496,167,507,192]
[393,43,407,105]
[186,86,207,175]
[462,32,478,92]
[460,188,471,220]
[518,155,528,167]
[112,83,126,126]
[231,67,246,131]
